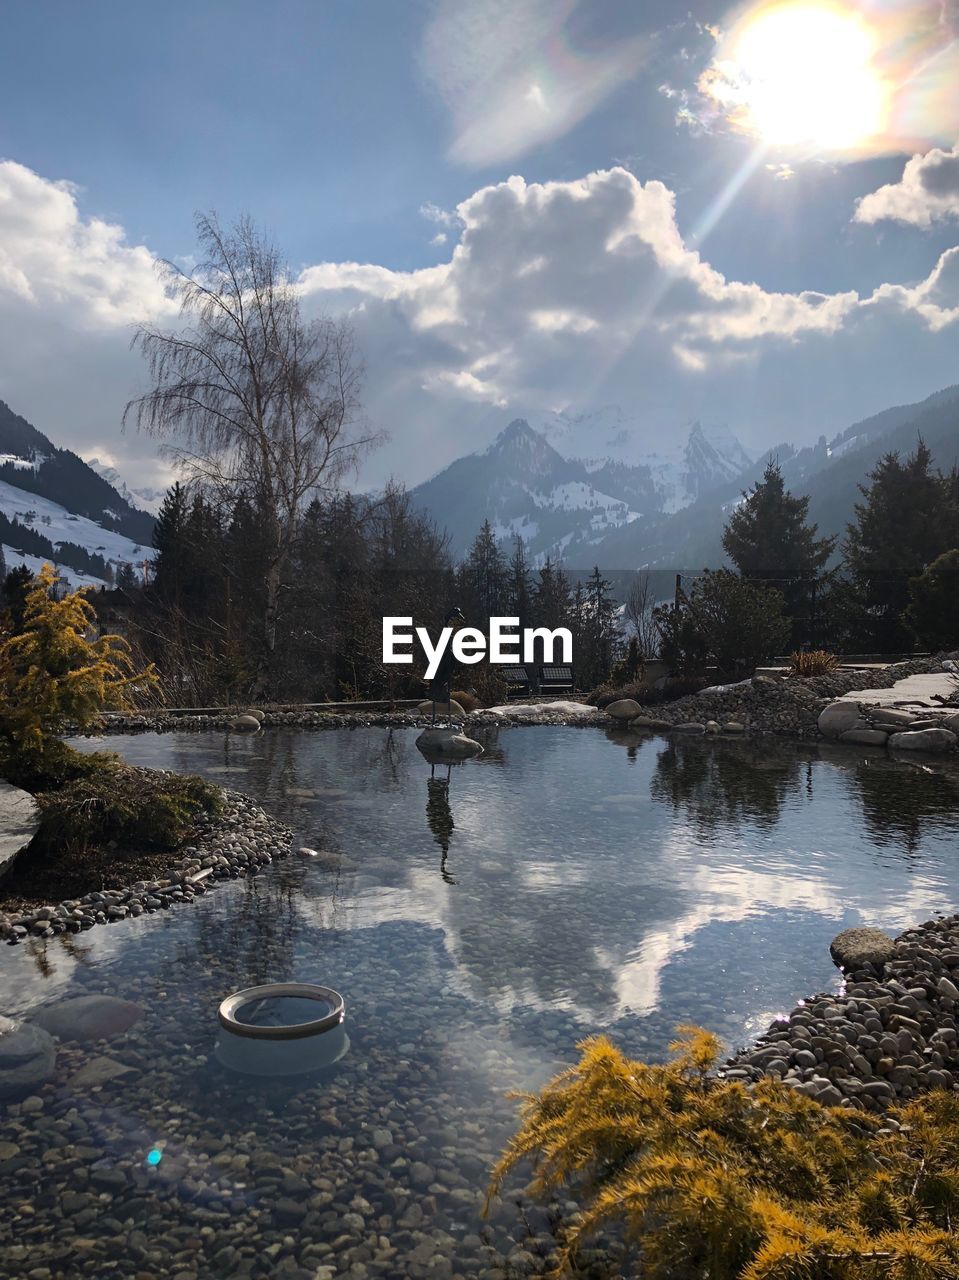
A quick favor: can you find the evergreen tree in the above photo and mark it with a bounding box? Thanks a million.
[151,482,191,605]
[507,536,534,628]
[459,521,507,623]
[722,461,835,645]
[2,565,35,631]
[844,441,959,651]
[0,547,6,586]
[533,557,572,630]
[115,562,139,591]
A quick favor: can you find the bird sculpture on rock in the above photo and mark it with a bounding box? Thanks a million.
[430,606,465,726]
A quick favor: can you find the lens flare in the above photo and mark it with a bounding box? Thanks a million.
[699,0,959,156]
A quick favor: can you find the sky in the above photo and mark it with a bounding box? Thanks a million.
[1,0,959,494]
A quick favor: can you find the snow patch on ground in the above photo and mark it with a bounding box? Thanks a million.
[0,478,152,569]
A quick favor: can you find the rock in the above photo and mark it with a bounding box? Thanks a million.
[867,707,918,728]
[722,722,746,733]
[839,728,889,746]
[817,701,865,739]
[888,728,958,752]
[0,781,39,883]
[939,712,959,736]
[0,1016,56,1099]
[231,714,262,732]
[416,700,466,719]
[672,722,706,734]
[32,995,144,1042]
[633,716,671,730]
[830,927,896,972]
[705,720,720,734]
[67,1056,136,1089]
[415,729,483,761]
[295,846,318,858]
[245,709,266,723]
[605,699,642,722]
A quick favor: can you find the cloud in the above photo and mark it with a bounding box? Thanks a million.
[296,167,959,484]
[2,159,959,499]
[855,143,959,226]
[419,0,648,167]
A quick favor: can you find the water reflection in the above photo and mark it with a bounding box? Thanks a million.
[650,736,804,833]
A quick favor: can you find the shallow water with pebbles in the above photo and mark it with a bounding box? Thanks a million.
[3,726,959,1279]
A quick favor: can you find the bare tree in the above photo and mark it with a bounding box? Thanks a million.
[126,212,376,691]
[623,572,659,659]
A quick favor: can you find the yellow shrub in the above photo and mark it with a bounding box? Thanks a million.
[489,1029,959,1280]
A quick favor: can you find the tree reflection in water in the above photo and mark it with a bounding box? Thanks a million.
[650,737,804,834]
[852,755,959,858]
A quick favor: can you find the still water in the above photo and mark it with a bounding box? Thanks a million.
[2,725,959,1279]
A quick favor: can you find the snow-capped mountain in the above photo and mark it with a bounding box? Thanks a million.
[0,400,156,588]
[86,457,168,516]
[411,414,753,561]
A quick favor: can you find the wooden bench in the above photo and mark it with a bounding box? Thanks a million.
[539,664,574,693]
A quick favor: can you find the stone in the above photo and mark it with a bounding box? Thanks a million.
[633,716,671,730]
[415,729,483,761]
[231,714,262,732]
[0,1016,56,1099]
[245,709,266,723]
[839,728,889,746]
[888,728,958,752]
[722,722,746,733]
[605,699,642,722]
[830,927,897,972]
[672,722,706,734]
[705,720,720,734]
[942,712,959,736]
[32,995,144,1042]
[867,707,918,728]
[0,781,39,883]
[416,700,466,719]
[817,701,865,740]
[67,1056,136,1089]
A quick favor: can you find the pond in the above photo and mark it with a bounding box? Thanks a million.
[3,725,959,1279]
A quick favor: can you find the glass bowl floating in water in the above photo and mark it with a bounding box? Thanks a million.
[215,982,349,1075]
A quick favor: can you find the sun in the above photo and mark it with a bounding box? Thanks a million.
[709,2,887,151]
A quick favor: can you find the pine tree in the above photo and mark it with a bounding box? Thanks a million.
[533,557,572,630]
[844,441,959,651]
[151,482,190,606]
[507,536,534,628]
[459,521,507,624]
[722,461,835,646]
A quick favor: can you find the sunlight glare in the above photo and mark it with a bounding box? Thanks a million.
[712,2,887,151]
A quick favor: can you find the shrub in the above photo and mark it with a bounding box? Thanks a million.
[655,571,791,681]
[465,662,508,707]
[490,1029,959,1280]
[907,549,959,652]
[609,636,645,687]
[788,650,841,677]
[0,564,156,782]
[588,676,708,709]
[450,689,481,713]
[34,762,222,857]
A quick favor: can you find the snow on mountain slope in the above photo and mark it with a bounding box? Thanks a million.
[0,546,110,589]
[86,457,168,516]
[0,478,153,584]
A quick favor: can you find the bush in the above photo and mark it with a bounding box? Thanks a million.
[491,1029,959,1280]
[907,549,959,652]
[588,676,708,709]
[788,650,841,677]
[450,689,482,713]
[654,571,790,681]
[465,662,508,707]
[34,762,222,857]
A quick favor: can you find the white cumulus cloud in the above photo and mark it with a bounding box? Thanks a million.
[855,144,959,226]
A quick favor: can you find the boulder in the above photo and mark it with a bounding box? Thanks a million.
[839,728,889,746]
[672,722,706,734]
[943,712,959,736]
[817,701,865,740]
[705,720,720,734]
[605,699,642,722]
[0,781,39,883]
[32,995,144,1043]
[633,716,671,730]
[887,728,958,753]
[0,1016,56,1099]
[416,700,466,719]
[829,927,896,972]
[245,708,266,723]
[722,722,746,734]
[231,715,262,732]
[415,729,483,761]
